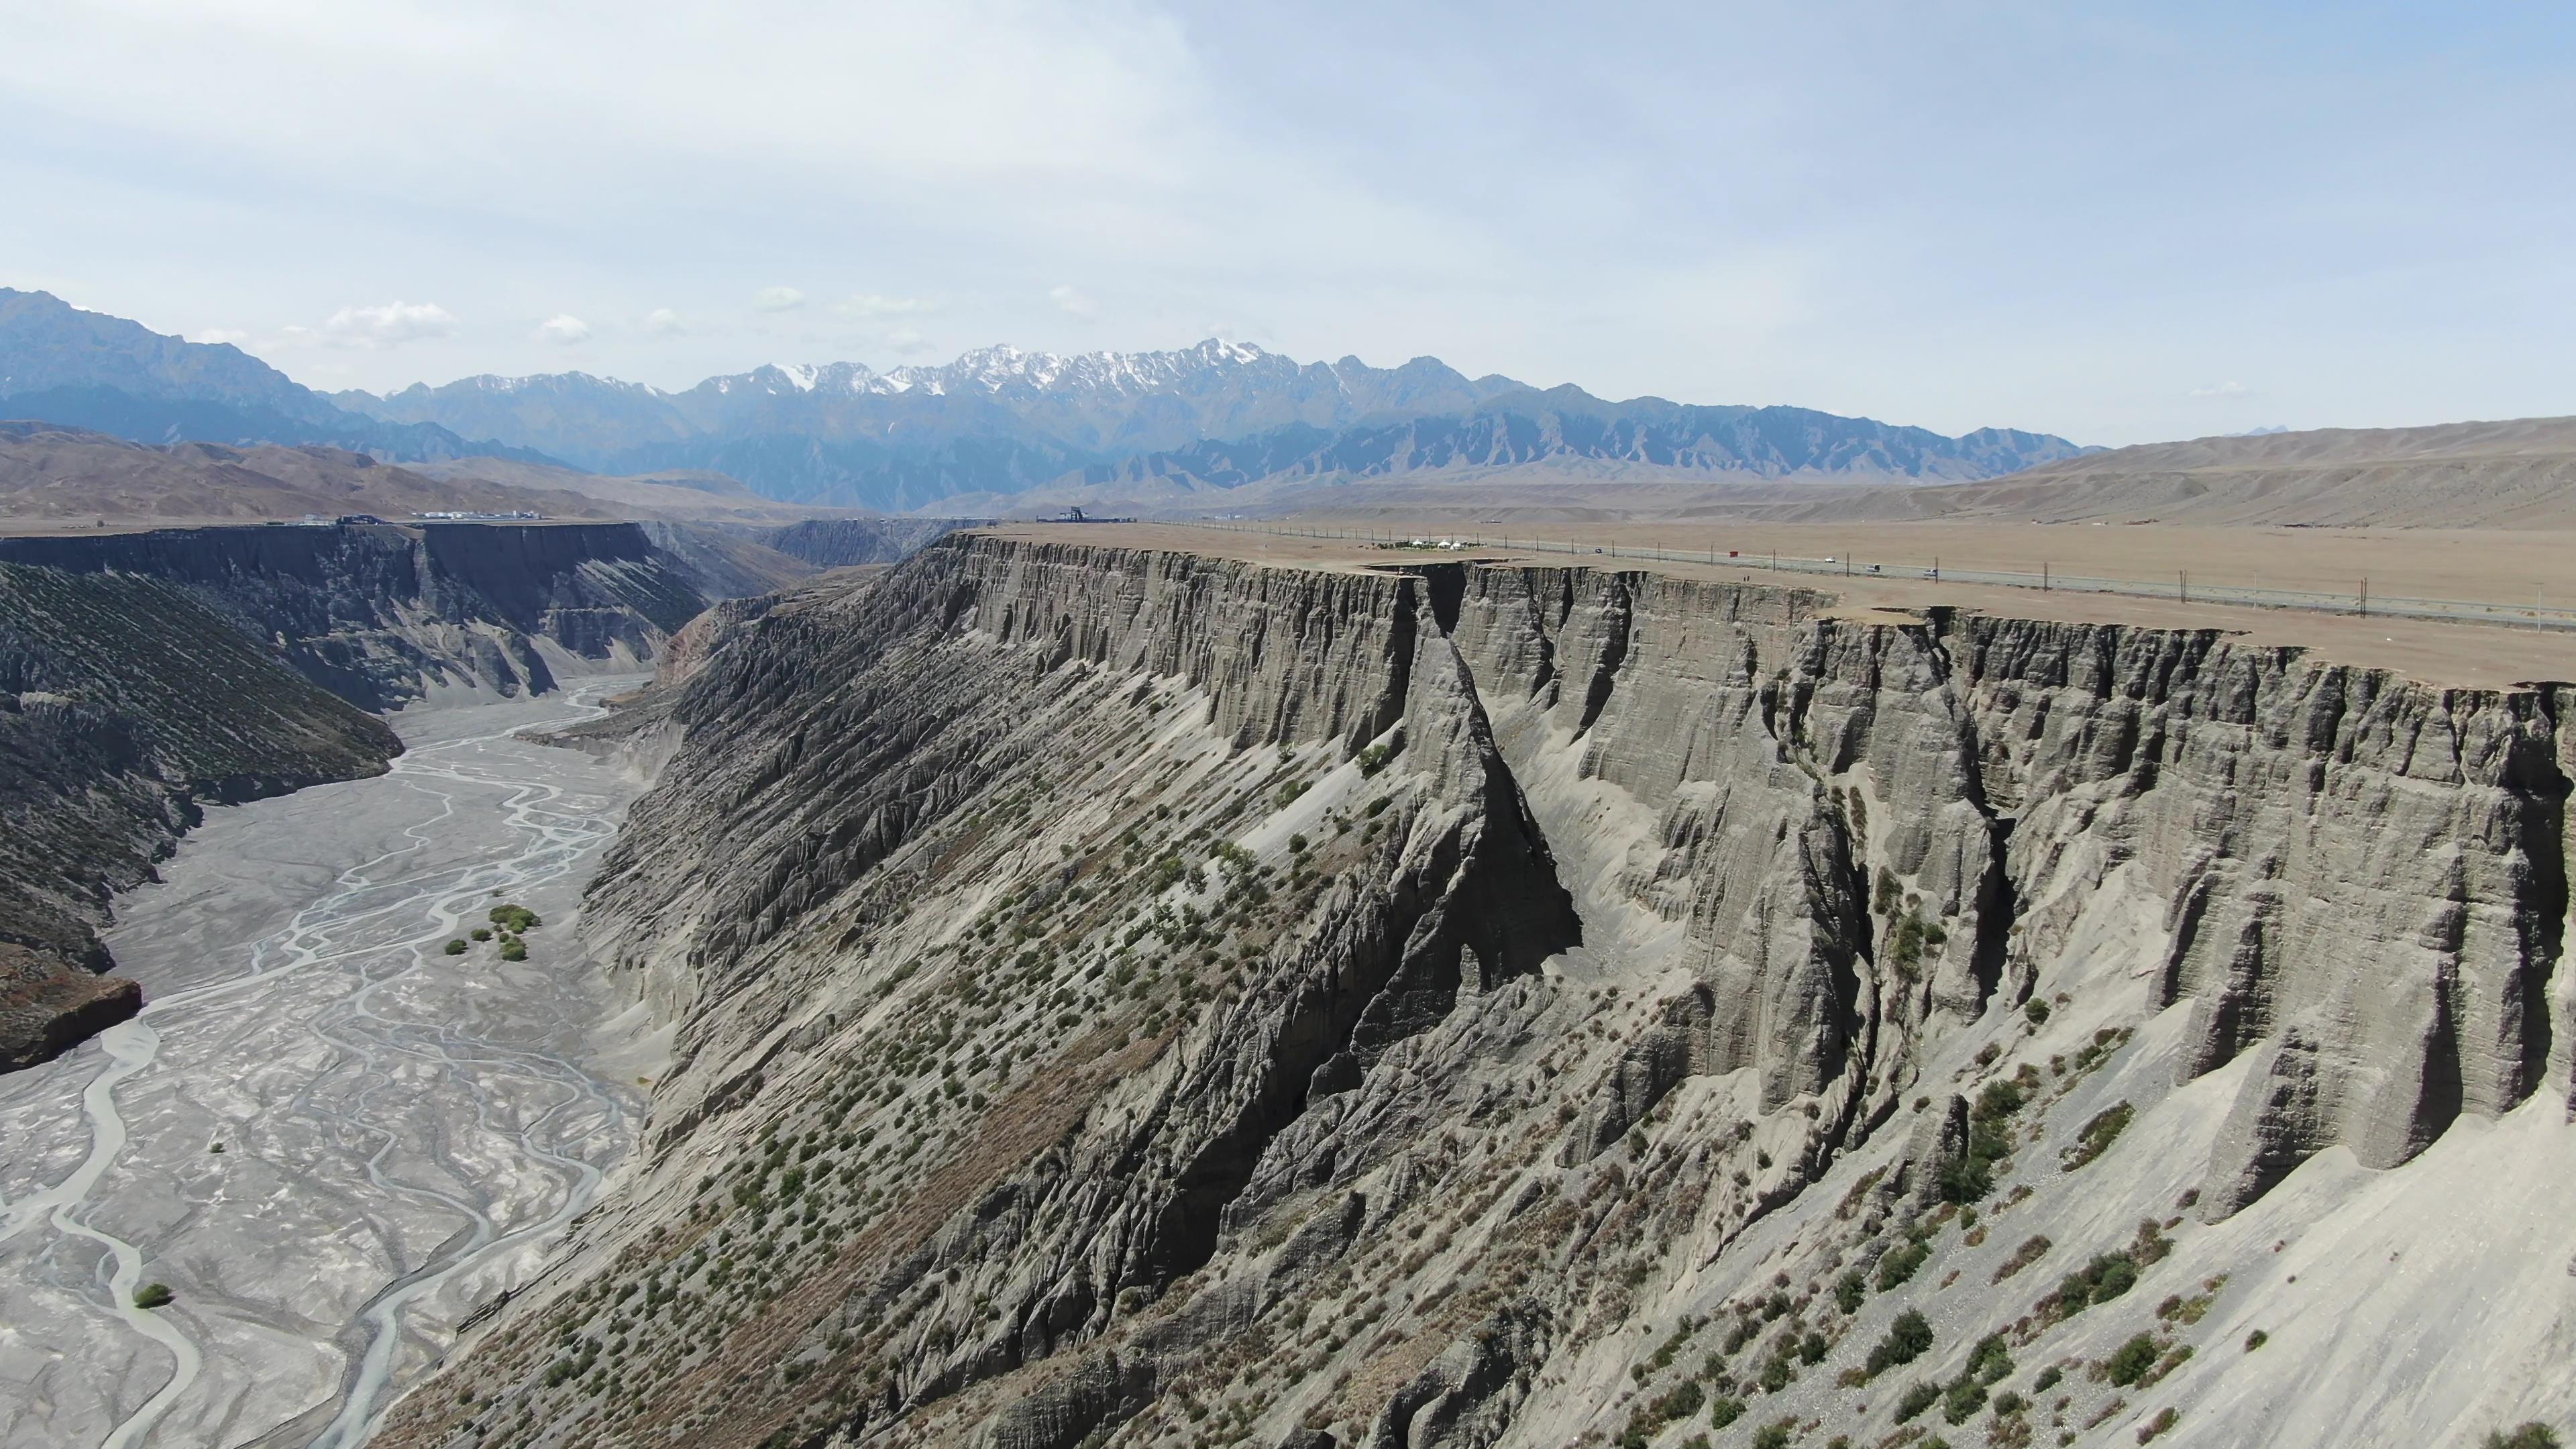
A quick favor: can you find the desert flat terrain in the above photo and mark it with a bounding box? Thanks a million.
[979,521,2576,688]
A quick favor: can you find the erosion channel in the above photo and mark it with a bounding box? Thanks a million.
[0,682,659,1449]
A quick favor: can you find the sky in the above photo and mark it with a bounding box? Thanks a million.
[2,1,2571,446]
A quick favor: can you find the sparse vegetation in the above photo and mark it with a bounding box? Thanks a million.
[1941,1066,2039,1203]
[1617,1379,1705,1447]
[2484,1426,2564,1449]
[1992,1234,2051,1283]
[2061,1102,2135,1171]
[1895,1381,1941,1422]
[1889,909,1949,980]
[1877,1234,1933,1291]
[489,904,541,932]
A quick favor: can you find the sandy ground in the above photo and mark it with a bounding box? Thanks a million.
[981,523,2576,689]
[0,684,659,1449]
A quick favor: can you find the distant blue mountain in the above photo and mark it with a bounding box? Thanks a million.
[0,288,2092,510]
[0,290,553,465]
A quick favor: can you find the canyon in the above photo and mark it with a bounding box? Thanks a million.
[0,684,655,1448]
[337,531,2570,1449]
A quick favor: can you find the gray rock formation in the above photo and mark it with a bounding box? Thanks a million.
[0,521,716,709]
[373,538,2573,1449]
[761,518,989,570]
[0,561,398,1070]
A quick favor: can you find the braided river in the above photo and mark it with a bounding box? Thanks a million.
[0,682,659,1448]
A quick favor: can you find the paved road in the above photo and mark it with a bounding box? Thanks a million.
[0,683,655,1448]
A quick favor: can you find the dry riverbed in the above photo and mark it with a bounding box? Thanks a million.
[0,682,661,1449]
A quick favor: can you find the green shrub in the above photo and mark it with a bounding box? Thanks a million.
[500,940,529,962]
[1752,1421,1792,1449]
[2105,1334,2159,1387]
[2041,1251,2141,1320]
[1964,1334,2012,1385]
[1275,780,1309,808]
[1798,1330,1828,1366]
[2023,998,2051,1025]
[133,1283,174,1309]
[2033,1365,2062,1392]
[443,939,468,955]
[2243,1330,2269,1352]
[1877,1238,1932,1291]
[1866,1309,1935,1376]
[2138,1407,2181,1442]
[1357,743,1391,776]
[1894,1381,1941,1422]
[472,927,492,941]
[2484,1428,2563,1449]
[488,904,541,932]
[1942,1377,1986,1424]
[1707,1397,1746,1428]
[1835,1271,1867,1313]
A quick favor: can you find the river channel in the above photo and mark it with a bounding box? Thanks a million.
[0,682,660,1448]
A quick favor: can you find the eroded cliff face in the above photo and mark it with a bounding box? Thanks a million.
[0,562,399,1070]
[378,539,2573,1449]
[0,522,714,709]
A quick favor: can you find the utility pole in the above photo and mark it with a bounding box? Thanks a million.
[2359,578,2369,617]
[2042,562,2049,592]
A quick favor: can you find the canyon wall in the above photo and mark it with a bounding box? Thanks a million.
[0,521,716,708]
[0,561,399,1070]
[379,537,2573,1449]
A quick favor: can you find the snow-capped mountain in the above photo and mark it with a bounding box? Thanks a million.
[341,339,1525,472]
[0,311,2090,511]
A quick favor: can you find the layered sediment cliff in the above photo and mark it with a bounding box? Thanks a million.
[0,562,398,1070]
[0,521,714,709]
[380,537,2574,1449]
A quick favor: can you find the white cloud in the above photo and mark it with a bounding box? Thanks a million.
[643,307,686,335]
[753,286,806,312]
[1049,284,1098,318]
[536,313,591,344]
[322,300,460,347]
[191,327,250,346]
[884,327,932,355]
[2187,380,2253,399]
[837,293,938,318]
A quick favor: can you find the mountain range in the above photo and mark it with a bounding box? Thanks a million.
[0,290,549,466]
[2,289,2094,512]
